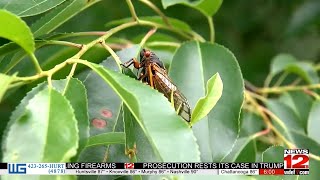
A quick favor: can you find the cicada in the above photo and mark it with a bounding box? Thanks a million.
[121,49,191,122]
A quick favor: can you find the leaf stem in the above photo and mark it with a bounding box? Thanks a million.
[126,0,139,21]
[67,63,78,80]
[72,21,138,59]
[100,41,122,70]
[273,72,288,87]
[146,41,180,48]
[207,16,214,43]
[246,92,294,148]
[46,40,83,48]
[138,20,193,40]
[30,53,42,73]
[258,84,320,94]
[139,0,171,27]
[139,28,157,47]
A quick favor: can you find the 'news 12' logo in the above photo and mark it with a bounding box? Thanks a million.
[124,163,134,169]
[284,149,309,169]
[8,163,27,174]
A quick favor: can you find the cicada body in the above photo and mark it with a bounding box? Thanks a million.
[121,49,191,122]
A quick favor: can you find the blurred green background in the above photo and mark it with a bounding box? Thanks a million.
[39,0,320,85]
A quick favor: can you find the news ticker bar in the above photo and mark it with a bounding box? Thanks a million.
[1,162,284,169]
[0,163,309,175]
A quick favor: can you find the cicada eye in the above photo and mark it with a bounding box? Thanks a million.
[144,50,151,57]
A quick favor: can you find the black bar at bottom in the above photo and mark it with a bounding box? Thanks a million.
[0,163,7,169]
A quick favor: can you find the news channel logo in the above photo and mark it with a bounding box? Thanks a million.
[8,163,26,174]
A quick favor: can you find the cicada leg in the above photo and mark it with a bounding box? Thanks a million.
[121,58,141,69]
[125,143,137,159]
[148,65,154,88]
[170,89,175,108]
[176,103,182,114]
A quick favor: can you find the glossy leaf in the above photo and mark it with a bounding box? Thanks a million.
[300,159,320,180]
[161,0,223,17]
[239,111,265,138]
[169,41,244,161]
[0,73,16,102]
[123,104,160,162]
[279,91,313,123]
[191,73,223,124]
[290,131,320,157]
[2,83,46,142]
[267,100,305,135]
[223,137,256,162]
[270,54,297,75]
[0,10,34,54]
[289,131,320,179]
[3,88,78,162]
[84,62,200,162]
[308,100,320,144]
[86,132,125,147]
[31,0,101,37]
[261,146,284,162]
[270,54,318,84]
[52,78,89,161]
[0,42,20,58]
[77,46,140,163]
[0,0,66,17]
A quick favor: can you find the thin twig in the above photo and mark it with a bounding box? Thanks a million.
[126,0,139,21]
[273,72,288,87]
[258,84,320,94]
[46,40,83,48]
[139,0,171,27]
[100,40,122,70]
[30,53,42,73]
[139,28,157,47]
[207,16,214,43]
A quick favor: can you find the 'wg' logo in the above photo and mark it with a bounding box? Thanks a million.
[8,164,26,174]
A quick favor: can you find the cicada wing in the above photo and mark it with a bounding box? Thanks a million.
[153,67,191,122]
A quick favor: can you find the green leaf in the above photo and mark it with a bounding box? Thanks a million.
[0,0,67,17]
[0,73,16,102]
[123,104,160,162]
[262,146,284,162]
[161,0,223,16]
[239,111,265,138]
[86,132,125,147]
[169,41,244,161]
[267,100,305,135]
[270,54,297,75]
[84,62,200,162]
[31,0,101,37]
[0,42,20,58]
[52,78,89,161]
[77,46,139,163]
[290,131,320,156]
[0,10,35,54]
[308,100,320,144]
[105,16,192,32]
[299,159,320,180]
[279,91,313,123]
[270,53,319,84]
[191,73,223,124]
[223,137,256,162]
[3,88,78,162]
[289,130,320,180]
